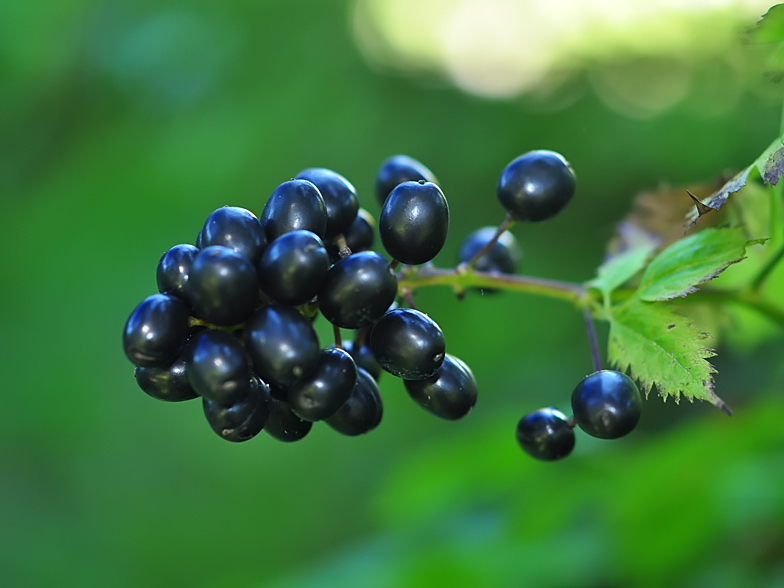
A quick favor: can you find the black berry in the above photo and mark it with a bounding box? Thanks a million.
[370,308,445,380]
[200,206,267,266]
[325,367,383,436]
[571,370,642,439]
[288,347,358,422]
[375,155,438,206]
[123,293,190,368]
[257,230,329,306]
[260,179,328,241]
[295,168,359,239]
[497,150,576,222]
[403,354,477,420]
[516,407,575,461]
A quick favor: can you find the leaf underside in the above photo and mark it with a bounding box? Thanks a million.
[607,302,730,413]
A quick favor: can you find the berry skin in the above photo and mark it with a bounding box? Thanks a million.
[123,293,190,368]
[243,305,321,386]
[134,356,199,402]
[257,230,329,306]
[186,246,259,326]
[325,367,383,436]
[318,251,398,329]
[375,155,438,206]
[458,226,520,274]
[403,354,477,420]
[342,339,382,381]
[516,408,575,461]
[497,150,576,222]
[202,374,271,442]
[379,180,449,265]
[288,348,358,422]
[295,168,359,239]
[571,370,642,439]
[156,244,200,303]
[260,179,328,241]
[370,308,445,380]
[200,206,267,266]
[185,329,252,406]
[264,397,313,442]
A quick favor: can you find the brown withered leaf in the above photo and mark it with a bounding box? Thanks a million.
[685,167,752,230]
[607,177,727,259]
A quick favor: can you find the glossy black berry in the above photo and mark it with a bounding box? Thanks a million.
[516,407,575,461]
[156,244,200,303]
[202,374,271,442]
[257,230,329,305]
[458,226,520,274]
[497,150,576,222]
[327,208,375,263]
[260,179,327,241]
[325,367,383,436]
[244,305,320,386]
[571,370,642,439]
[186,329,252,406]
[288,347,358,422]
[200,206,267,266]
[134,356,198,402]
[186,246,259,326]
[375,154,438,206]
[403,354,477,420]
[123,293,190,368]
[318,251,398,329]
[370,308,445,380]
[296,168,359,239]
[379,181,449,265]
[264,397,313,442]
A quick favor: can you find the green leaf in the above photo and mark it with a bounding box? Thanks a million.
[605,301,729,412]
[587,242,656,301]
[635,227,759,301]
[745,4,784,44]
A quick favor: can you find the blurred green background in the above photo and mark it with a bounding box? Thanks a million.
[2,0,784,586]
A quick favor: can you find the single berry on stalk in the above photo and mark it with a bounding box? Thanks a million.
[375,154,438,206]
[516,407,575,461]
[403,354,477,420]
[497,150,576,222]
[370,308,446,380]
[123,293,190,368]
[571,370,642,439]
[379,180,449,265]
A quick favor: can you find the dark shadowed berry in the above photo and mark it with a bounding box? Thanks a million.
[257,230,329,305]
[458,226,520,274]
[264,397,313,442]
[202,374,271,442]
[516,407,575,461]
[375,154,438,206]
[186,329,252,406]
[134,355,198,402]
[296,168,359,239]
[288,348,358,421]
[325,367,383,436]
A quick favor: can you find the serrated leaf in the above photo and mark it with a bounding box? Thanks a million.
[635,227,758,301]
[587,243,656,300]
[606,302,729,412]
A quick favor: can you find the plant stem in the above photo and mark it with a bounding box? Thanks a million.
[582,305,602,372]
[397,267,584,303]
[464,213,516,270]
[749,240,784,292]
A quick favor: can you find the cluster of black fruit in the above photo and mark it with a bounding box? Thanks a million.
[123,157,480,443]
[122,149,643,459]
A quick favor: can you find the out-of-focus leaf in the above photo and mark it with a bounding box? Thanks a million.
[745,4,784,44]
[587,242,656,301]
[635,228,762,301]
[606,301,729,411]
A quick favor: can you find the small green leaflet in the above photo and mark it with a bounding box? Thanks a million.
[587,242,656,303]
[606,302,730,413]
[635,228,764,301]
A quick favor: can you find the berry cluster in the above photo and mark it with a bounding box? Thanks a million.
[123,149,644,460]
[123,158,478,444]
